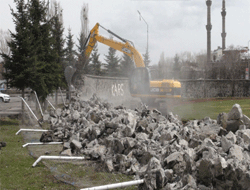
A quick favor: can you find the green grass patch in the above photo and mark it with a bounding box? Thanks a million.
[172,98,250,120]
[0,118,19,126]
[0,118,138,189]
[43,161,137,189]
[0,118,76,190]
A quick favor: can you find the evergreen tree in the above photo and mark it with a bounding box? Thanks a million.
[27,0,61,102]
[120,53,135,77]
[65,28,76,66]
[2,0,62,104]
[104,46,120,77]
[143,48,151,67]
[89,44,103,75]
[1,0,31,97]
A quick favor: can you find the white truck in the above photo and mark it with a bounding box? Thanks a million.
[0,92,10,103]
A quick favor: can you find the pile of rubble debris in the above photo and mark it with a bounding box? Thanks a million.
[41,95,250,190]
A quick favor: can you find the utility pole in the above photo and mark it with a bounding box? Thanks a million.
[206,0,212,64]
[221,0,226,50]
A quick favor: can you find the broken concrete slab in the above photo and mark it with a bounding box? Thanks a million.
[60,149,72,156]
[229,144,244,161]
[242,114,250,128]
[227,104,243,120]
[217,112,228,129]
[226,119,243,133]
[221,135,233,152]
[225,131,237,144]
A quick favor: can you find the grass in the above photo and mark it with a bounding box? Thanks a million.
[44,161,136,189]
[0,117,137,190]
[172,98,250,120]
[0,118,76,190]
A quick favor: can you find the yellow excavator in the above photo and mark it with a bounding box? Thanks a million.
[82,23,181,104]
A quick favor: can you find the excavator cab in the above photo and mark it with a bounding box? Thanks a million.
[129,67,151,95]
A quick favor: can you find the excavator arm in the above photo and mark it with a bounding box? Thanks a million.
[81,23,150,95]
[84,23,145,68]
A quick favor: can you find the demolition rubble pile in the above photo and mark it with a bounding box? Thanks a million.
[41,96,250,190]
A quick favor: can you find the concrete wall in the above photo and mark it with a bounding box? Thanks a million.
[78,75,250,105]
[79,75,141,108]
[181,79,250,99]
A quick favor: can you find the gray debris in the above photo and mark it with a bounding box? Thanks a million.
[60,149,72,156]
[40,95,250,190]
[229,144,244,161]
[227,104,243,120]
[225,131,237,144]
[221,135,233,152]
[242,114,250,128]
[226,119,243,133]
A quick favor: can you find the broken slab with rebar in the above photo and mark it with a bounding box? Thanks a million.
[32,155,85,167]
[16,129,49,135]
[22,142,63,148]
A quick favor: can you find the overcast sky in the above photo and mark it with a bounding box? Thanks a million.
[1,0,250,65]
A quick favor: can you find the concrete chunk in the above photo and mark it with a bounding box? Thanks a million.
[221,135,232,152]
[165,152,184,164]
[229,144,244,161]
[72,110,80,120]
[225,131,236,144]
[242,114,250,128]
[227,104,243,120]
[60,149,72,156]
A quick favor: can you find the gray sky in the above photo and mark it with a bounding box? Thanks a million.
[1,0,250,65]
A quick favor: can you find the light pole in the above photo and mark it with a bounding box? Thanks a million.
[137,10,148,53]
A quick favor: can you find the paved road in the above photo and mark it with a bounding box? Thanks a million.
[0,96,22,115]
[0,93,67,118]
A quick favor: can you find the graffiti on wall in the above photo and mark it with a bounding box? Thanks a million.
[112,83,124,96]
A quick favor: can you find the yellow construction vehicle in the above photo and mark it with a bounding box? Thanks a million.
[83,23,181,103]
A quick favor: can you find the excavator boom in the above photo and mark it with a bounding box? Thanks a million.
[84,23,145,68]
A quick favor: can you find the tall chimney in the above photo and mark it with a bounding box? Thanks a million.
[221,0,226,50]
[206,0,212,63]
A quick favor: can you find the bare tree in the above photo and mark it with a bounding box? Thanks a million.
[0,29,11,80]
[80,3,89,40]
[47,0,63,22]
[179,51,197,68]
[76,3,89,73]
[0,29,11,61]
[195,50,207,69]
[219,45,243,96]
